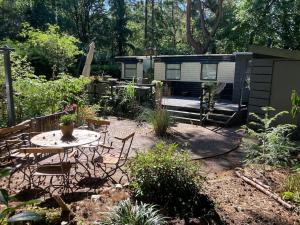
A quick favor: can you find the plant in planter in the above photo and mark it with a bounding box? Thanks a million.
[59,114,76,137]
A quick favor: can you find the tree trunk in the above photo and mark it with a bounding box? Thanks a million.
[151,0,154,48]
[171,1,176,48]
[186,0,223,54]
[144,0,148,48]
[186,0,203,53]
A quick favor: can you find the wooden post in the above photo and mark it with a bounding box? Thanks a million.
[1,46,15,126]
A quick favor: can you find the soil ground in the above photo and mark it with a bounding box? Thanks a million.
[1,117,299,224]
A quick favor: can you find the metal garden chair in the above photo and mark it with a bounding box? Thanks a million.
[95,132,135,184]
[19,147,72,195]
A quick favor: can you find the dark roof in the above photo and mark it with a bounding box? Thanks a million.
[153,54,235,63]
[249,45,300,60]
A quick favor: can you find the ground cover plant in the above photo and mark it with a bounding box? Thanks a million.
[0,167,41,224]
[242,107,297,166]
[128,142,208,217]
[101,199,166,225]
[282,173,300,205]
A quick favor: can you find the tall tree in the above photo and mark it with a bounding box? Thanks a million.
[109,0,130,56]
[144,0,148,48]
[186,0,224,54]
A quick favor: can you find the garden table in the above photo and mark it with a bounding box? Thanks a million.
[30,129,101,182]
[30,129,100,148]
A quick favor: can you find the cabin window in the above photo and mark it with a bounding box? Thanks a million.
[166,64,181,80]
[201,63,218,80]
[124,63,137,78]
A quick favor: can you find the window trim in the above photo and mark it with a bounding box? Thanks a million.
[124,63,137,78]
[165,63,181,80]
[201,63,218,81]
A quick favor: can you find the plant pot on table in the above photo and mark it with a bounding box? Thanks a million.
[60,123,74,138]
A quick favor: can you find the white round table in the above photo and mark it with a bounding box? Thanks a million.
[30,129,101,148]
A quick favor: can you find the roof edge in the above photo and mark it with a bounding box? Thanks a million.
[249,45,300,60]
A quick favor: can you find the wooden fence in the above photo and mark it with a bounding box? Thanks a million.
[0,111,65,141]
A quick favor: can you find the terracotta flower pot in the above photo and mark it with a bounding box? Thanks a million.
[60,123,74,137]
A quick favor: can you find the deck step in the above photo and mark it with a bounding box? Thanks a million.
[167,109,201,120]
[206,113,232,122]
[167,109,200,116]
[171,116,202,125]
[205,118,228,125]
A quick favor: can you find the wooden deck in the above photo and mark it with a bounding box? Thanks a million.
[162,96,246,112]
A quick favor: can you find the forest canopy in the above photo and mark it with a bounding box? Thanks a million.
[0,0,300,76]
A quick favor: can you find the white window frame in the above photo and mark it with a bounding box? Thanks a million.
[166,63,181,80]
[201,63,218,81]
[124,63,137,78]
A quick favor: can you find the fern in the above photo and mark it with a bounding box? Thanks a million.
[242,107,298,166]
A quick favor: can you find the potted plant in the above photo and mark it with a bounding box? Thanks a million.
[59,114,76,137]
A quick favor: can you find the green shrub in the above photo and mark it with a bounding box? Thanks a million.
[242,107,297,166]
[13,73,90,120]
[282,174,300,204]
[101,199,166,225]
[28,207,61,225]
[59,114,76,125]
[147,108,173,136]
[291,90,300,118]
[128,142,203,216]
[10,23,82,77]
[115,82,140,118]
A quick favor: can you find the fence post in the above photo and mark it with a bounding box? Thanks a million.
[1,46,15,126]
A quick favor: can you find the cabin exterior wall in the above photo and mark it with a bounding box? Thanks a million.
[248,58,274,116]
[153,61,235,83]
[154,62,166,80]
[217,62,235,83]
[137,62,143,80]
[248,58,300,125]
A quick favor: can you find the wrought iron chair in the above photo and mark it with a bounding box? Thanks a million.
[19,147,72,195]
[77,118,112,173]
[3,133,43,188]
[85,118,111,145]
[95,132,135,184]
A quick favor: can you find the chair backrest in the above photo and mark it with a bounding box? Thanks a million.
[5,137,27,158]
[86,118,110,127]
[19,147,65,155]
[86,118,111,143]
[115,132,135,165]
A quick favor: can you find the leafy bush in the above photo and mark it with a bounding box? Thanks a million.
[291,90,300,118]
[242,107,297,166]
[282,174,300,204]
[147,108,173,136]
[77,105,99,125]
[28,207,61,225]
[91,64,121,78]
[10,23,82,77]
[128,142,203,216]
[59,114,76,125]
[13,73,90,121]
[115,82,140,118]
[101,199,166,225]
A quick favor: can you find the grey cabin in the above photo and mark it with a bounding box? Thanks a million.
[115,56,152,82]
[248,46,300,125]
[153,53,252,102]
